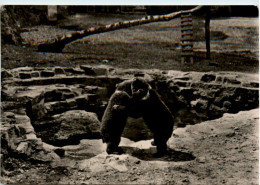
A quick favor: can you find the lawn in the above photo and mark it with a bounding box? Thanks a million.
[2,13,259,73]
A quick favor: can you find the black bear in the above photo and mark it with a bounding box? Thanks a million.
[100,90,130,154]
[139,88,174,157]
[101,77,174,156]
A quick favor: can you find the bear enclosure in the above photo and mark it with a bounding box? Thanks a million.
[1,5,259,185]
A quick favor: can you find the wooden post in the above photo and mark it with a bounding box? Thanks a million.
[181,12,193,64]
[47,5,57,21]
[205,6,211,59]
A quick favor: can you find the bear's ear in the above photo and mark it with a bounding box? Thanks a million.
[132,77,138,83]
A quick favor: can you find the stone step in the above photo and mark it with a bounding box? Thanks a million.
[15,76,123,88]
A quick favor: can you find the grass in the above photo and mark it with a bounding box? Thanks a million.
[2,14,259,73]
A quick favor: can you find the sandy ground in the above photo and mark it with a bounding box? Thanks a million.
[1,108,258,185]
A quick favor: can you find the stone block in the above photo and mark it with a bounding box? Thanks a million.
[215,76,223,84]
[54,148,65,157]
[80,65,96,75]
[66,98,78,109]
[72,68,85,75]
[191,99,208,111]
[2,70,13,79]
[86,94,98,104]
[179,88,194,99]
[16,142,29,154]
[30,72,40,78]
[223,101,232,110]
[201,74,216,83]
[26,133,38,141]
[61,92,75,100]
[243,82,259,88]
[40,71,55,77]
[200,89,220,100]
[75,96,88,109]
[44,101,69,115]
[174,80,191,87]
[52,110,101,143]
[250,82,259,88]
[190,82,204,89]
[209,104,223,113]
[223,77,241,85]
[174,77,190,81]
[44,90,62,102]
[19,72,31,79]
[54,67,65,75]
[92,67,108,76]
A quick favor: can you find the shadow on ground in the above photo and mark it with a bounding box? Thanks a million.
[121,146,195,162]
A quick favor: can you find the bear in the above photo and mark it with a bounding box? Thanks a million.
[139,88,174,157]
[100,90,130,154]
[101,77,174,157]
[116,78,151,118]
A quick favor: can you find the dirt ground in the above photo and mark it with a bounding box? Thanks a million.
[1,109,258,184]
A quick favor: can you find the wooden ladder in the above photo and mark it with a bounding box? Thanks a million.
[181,12,193,64]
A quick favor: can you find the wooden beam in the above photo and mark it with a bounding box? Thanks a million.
[205,6,211,59]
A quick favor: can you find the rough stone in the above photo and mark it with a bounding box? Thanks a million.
[223,101,232,110]
[54,67,65,75]
[53,110,101,142]
[82,86,108,99]
[66,98,78,109]
[179,88,194,100]
[92,66,108,76]
[208,104,223,113]
[201,74,216,83]
[40,70,55,77]
[19,72,31,79]
[44,90,63,102]
[2,70,13,79]
[25,133,38,140]
[16,142,29,154]
[75,95,90,109]
[243,82,259,88]
[44,101,69,115]
[80,65,96,75]
[71,68,85,75]
[61,92,75,99]
[200,89,219,100]
[249,82,259,88]
[54,148,65,157]
[174,76,190,81]
[191,99,208,111]
[215,76,223,84]
[223,77,241,85]
[15,115,34,134]
[174,80,191,87]
[30,72,40,78]
[31,97,47,121]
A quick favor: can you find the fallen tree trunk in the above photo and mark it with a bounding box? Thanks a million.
[38,5,203,53]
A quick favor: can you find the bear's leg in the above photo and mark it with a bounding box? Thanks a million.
[106,141,124,154]
[153,136,168,157]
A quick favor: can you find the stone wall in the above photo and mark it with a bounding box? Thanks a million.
[1,65,258,161]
